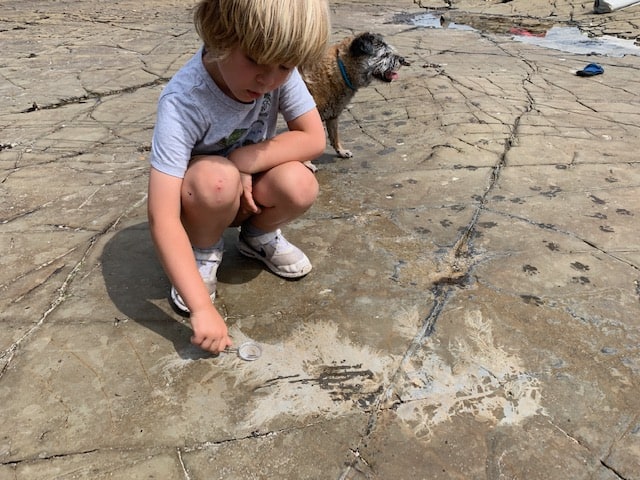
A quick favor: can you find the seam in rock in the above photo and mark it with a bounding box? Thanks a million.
[0,195,147,381]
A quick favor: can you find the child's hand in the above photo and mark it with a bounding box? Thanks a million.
[189,306,233,354]
[239,172,261,215]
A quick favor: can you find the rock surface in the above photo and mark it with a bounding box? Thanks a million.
[1,0,639,478]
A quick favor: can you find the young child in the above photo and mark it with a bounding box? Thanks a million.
[147,0,330,354]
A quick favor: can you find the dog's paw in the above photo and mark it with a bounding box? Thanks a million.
[337,149,353,158]
[303,160,318,173]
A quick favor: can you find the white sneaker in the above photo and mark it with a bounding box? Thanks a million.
[170,239,224,314]
[237,229,311,278]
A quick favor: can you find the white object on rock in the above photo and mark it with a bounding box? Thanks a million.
[594,0,640,13]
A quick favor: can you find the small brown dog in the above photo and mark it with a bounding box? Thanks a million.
[304,32,410,159]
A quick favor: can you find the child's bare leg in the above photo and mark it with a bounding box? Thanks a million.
[181,155,242,247]
[248,161,319,231]
[236,161,317,278]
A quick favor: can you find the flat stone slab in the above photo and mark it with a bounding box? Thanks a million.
[1,0,639,478]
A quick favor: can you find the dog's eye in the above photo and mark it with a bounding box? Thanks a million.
[279,64,294,72]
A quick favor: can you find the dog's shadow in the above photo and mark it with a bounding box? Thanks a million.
[313,152,339,167]
[100,222,261,359]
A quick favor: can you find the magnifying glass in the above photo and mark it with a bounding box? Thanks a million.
[224,341,262,361]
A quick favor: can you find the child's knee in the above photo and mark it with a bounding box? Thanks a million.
[288,165,319,209]
[183,157,241,209]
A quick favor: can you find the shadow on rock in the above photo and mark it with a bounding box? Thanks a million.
[100,222,261,359]
[101,221,203,359]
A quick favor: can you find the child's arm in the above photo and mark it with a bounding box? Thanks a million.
[147,168,233,353]
[228,108,326,174]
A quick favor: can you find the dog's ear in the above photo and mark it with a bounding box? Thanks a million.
[349,32,381,57]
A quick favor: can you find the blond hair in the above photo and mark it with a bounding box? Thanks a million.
[194,0,330,70]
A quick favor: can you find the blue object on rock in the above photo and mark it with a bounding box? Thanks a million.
[576,63,604,77]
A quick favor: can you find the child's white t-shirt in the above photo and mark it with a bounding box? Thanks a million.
[150,46,316,179]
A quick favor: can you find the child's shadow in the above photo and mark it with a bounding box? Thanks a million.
[100,222,260,359]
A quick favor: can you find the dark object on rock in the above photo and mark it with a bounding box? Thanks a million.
[576,63,604,77]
